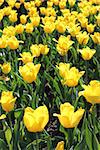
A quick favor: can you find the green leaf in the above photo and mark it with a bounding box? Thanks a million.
[0,138,8,149]
[53,79,63,99]
[5,128,12,145]
[14,108,23,119]
[85,120,93,150]
[0,82,7,91]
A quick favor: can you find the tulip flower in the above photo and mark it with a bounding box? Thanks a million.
[53,103,85,128]
[19,62,41,83]
[86,24,96,33]
[18,52,33,64]
[57,63,85,87]
[76,31,89,45]
[7,36,24,50]
[78,47,96,60]
[23,105,49,132]
[43,21,55,33]
[68,0,76,7]
[0,62,11,74]
[79,80,100,104]
[56,35,74,56]
[91,32,100,44]
[0,91,16,112]
[15,24,24,34]
[55,141,64,150]
[30,44,41,57]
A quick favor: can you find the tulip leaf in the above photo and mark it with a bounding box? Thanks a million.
[5,128,12,145]
[14,108,23,119]
[0,138,8,149]
[85,120,93,150]
[53,79,63,99]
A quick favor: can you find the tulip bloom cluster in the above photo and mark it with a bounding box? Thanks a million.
[0,0,100,149]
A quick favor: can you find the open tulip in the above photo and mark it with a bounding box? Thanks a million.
[76,31,89,45]
[0,91,16,112]
[19,62,41,83]
[54,103,85,128]
[56,35,74,56]
[78,47,96,60]
[57,63,85,87]
[79,80,100,104]
[23,105,49,132]
[18,52,33,64]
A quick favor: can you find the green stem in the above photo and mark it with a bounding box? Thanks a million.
[36,133,39,150]
[85,61,88,84]
[44,129,51,150]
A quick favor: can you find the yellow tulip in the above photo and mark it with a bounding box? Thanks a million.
[30,16,40,27]
[15,24,24,34]
[19,62,41,83]
[86,24,96,33]
[20,15,27,24]
[59,1,66,9]
[3,6,11,16]
[57,63,85,87]
[55,141,64,150]
[43,21,55,34]
[76,31,89,45]
[39,44,49,55]
[1,62,11,74]
[53,103,85,128]
[30,44,41,57]
[79,80,100,104]
[0,0,4,6]
[18,52,33,64]
[0,37,7,48]
[57,35,74,56]
[67,23,81,37]
[78,47,96,60]
[15,2,21,9]
[3,26,16,37]
[78,16,88,28]
[7,0,16,7]
[56,63,70,78]
[23,105,49,132]
[25,23,34,33]
[91,32,100,44]
[0,91,16,112]
[7,36,23,50]
[95,14,100,26]
[55,20,67,33]
[9,10,18,22]
[68,0,76,7]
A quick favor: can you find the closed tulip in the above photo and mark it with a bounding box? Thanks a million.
[79,80,100,104]
[0,91,16,112]
[53,103,85,128]
[19,62,41,83]
[1,62,11,74]
[55,141,64,150]
[23,105,49,132]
